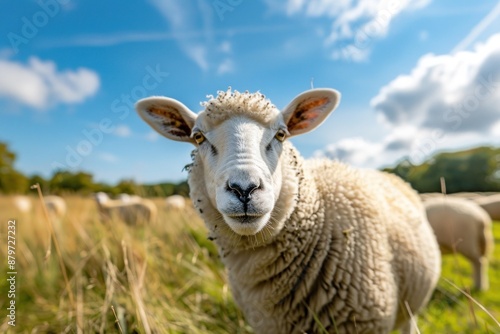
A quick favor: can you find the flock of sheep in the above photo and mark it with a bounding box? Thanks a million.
[135,87,499,333]
[12,193,185,224]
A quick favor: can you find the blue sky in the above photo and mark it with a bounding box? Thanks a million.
[1,0,500,184]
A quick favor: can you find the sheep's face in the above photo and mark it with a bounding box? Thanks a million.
[136,88,340,236]
[190,115,286,235]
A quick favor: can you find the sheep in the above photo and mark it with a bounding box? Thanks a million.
[12,195,32,213]
[424,196,494,291]
[43,195,67,219]
[13,195,66,220]
[448,192,485,201]
[164,194,185,211]
[94,192,157,225]
[135,88,441,334]
[473,193,500,221]
[117,193,142,203]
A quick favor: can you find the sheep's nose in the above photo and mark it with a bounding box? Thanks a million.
[227,180,261,204]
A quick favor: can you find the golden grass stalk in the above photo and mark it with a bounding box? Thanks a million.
[122,240,152,334]
[31,184,76,312]
[442,277,500,328]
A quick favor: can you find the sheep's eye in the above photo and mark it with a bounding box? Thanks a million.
[193,132,205,144]
[275,129,287,142]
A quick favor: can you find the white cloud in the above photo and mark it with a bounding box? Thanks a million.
[217,58,234,75]
[99,153,118,163]
[0,57,99,110]
[492,121,500,137]
[315,137,383,167]
[114,125,132,137]
[371,33,500,135]
[0,48,14,59]
[418,30,428,42]
[219,40,232,53]
[316,33,500,168]
[264,0,432,61]
[145,131,160,142]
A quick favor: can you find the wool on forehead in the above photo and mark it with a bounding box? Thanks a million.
[200,88,281,125]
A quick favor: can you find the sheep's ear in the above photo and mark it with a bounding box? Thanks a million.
[135,97,197,144]
[281,88,341,136]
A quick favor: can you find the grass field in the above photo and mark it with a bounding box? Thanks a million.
[0,194,499,333]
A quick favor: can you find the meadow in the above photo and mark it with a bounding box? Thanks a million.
[0,194,499,333]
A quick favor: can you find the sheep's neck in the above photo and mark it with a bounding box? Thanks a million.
[221,151,340,331]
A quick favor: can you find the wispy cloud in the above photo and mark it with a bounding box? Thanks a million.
[145,131,160,142]
[114,125,132,137]
[451,1,500,53]
[217,58,234,75]
[99,152,118,163]
[148,0,210,70]
[143,0,257,74]
[0,57,99,110]
[41,25,291,48]
[263,0,432,62]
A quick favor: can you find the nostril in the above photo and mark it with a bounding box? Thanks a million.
[227,180,262,204]
[227,181,243,196]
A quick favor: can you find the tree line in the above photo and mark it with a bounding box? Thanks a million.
[2,141,500,196]
[0,142,188,197]
[383,146,500,193]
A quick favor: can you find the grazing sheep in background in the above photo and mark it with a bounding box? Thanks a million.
[164,195,185,211]
[117,193,142,203]
[448,192,485,201]
[44,195,67,219]
[136,88,441,334]
[425,197,494,291]
[94,192,157,225]
[474,193,500,221]
[13,195,32,213]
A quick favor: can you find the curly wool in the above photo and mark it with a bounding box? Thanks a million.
[200,88,280,126]
[189,141,441,333]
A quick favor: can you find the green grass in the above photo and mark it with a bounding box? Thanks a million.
[419,223,500,333]
[0,194,499,333]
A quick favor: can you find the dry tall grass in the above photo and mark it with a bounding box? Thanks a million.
[0,195,249,333]
[0,194,498,333]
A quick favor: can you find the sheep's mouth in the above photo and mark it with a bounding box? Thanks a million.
[227,214,262,224]
[223,212,271,236]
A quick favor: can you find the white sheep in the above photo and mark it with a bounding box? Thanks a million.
[164,194,185,211]
[424,196,494,291]
[448,192,484,201]
[94,192,157,225]
[13,195,66,219]
[117,193,142,203]
[136,88,441,334]
[12,195,32,213]
[43,195,67,219]
[473,193,500,221]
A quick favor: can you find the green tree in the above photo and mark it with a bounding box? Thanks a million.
[114,179,138,195]
[49,170,94,194]
[385,146,500,193]
[0,142,28,194]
